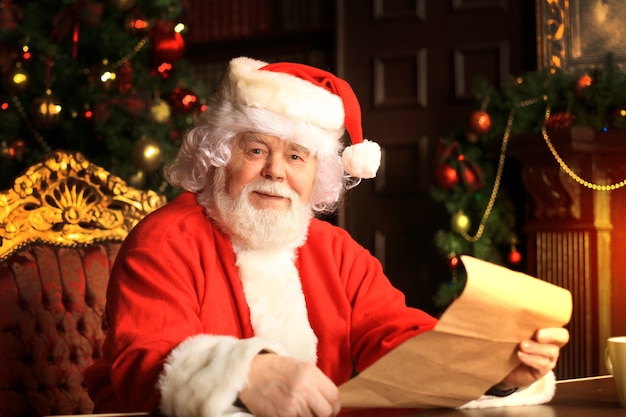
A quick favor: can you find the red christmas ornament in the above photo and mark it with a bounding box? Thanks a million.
[574,74,592,100]
[507,247,522,265]
[468,110,491,135]
[448,255,460,269]
[155,62,173,79]
[82,106,94,121]
[170,87,198,114]
[125,8,150,36]
[434,163,459,190]
[152,20,185,64]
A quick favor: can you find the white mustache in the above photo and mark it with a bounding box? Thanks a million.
[247,181,297,200]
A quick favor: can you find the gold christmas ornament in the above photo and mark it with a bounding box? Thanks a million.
[150,98,171,123]
[99,69,117,91]
[3,63,29,93]
[90,59,117,91]
[31,89,63,129]
[451,210,471,234]
[132,136,163,174]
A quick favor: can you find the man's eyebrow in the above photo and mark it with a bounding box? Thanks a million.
[287,142,311,154]
[240,133,266,145]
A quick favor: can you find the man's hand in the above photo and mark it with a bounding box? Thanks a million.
[498,327,570,390]
[238,353,341,417]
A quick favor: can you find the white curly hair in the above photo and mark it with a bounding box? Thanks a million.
[163,95,349,215]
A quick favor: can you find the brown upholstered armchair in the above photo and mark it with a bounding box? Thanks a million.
[0,151,167,416]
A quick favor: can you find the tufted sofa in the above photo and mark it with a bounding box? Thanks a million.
[0,151,167,416]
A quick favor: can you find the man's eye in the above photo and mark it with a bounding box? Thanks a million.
[290,154,303,161]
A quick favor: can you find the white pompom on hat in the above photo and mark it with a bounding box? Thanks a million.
[218,57,381,179]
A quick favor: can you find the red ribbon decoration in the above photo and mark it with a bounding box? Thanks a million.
[93,94,153,127]
[435,138,485,191]
[435,138,460,164]
[0,0,23,30]
[50,1,103,59]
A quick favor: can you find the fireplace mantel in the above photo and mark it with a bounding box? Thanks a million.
[508,126,626,379]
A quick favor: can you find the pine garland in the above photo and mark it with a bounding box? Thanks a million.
[431,54,626,309]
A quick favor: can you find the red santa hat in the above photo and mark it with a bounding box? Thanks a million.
[216,57,381,179]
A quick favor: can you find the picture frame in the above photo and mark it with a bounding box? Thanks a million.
[536,0,626,70]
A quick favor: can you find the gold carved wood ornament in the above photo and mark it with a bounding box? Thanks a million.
[0,151,167,259]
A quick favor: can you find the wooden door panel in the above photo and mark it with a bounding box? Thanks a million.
[337,0,535,315]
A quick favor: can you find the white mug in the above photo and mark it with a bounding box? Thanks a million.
[606,336,626,407]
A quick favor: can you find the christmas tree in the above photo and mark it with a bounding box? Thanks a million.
[431,54,626,309]
[0,0,205,199]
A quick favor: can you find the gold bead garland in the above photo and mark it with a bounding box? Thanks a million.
[540,99,626,191]
[461,94,626,244]
[11,95,52,153]
[459,96,543,243]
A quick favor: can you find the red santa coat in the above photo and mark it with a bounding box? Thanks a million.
[85,192,438,416]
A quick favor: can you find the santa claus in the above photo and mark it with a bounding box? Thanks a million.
[85,57,569,417]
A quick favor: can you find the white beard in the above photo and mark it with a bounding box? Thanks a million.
[200,169,319,362]
[211,169,313,251]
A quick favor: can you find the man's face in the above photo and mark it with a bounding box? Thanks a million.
[226,132,317,210]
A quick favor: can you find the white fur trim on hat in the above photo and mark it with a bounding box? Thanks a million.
[459,371,557,409]
[342,140,382,179]
[220,57,345,155]
[208,99,343,159]
[159,334,290,417]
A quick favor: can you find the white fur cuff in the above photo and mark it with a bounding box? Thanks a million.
[459,371,556,409]
[158,334,290,417]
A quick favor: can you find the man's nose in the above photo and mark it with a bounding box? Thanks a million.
[261,154,285,180]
